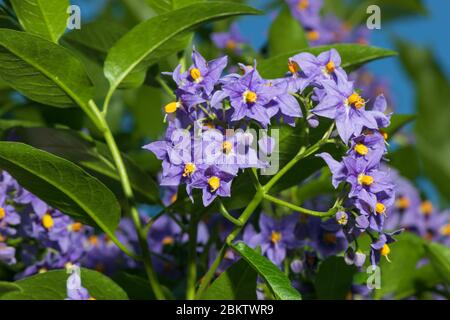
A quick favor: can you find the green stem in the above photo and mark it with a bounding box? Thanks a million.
[88,101,165,300]
[195,244,227,299]
[156,76,176,99]
[194,124,336,298]
[219,201,242,226]
[263,194,337,217]
[186,213,198,300]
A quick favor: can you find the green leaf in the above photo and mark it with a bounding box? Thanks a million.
[394,263,446,299]
[314,257,357,300]
[375,232,426,299]
[231,242,301,300]
[0,29,94,112]
[425,242,450,284]
[145,0,173,14]
[268,6,308,57]
[8,126,160,204]
[385,114,416,139]
[104,1,261,93]
[258,44,397,79]
[0,268,128,300]
[389,145,421,181]
[0,282,21,297]
[397,39,450,202]
[0,141,121,239]
[201,258,257,300]
[10,0,68,43]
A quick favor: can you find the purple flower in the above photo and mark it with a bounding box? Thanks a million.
[165,48,228,97]
[312,72,379,143]
[243,213,298,266]
[309,217,348,258]
[344,247,366,268]
[211,23,245,54]
[348,132,386,162]
[286,0,323,29]
[0,243,16,265]
[66,269,93,300]
[190,166,234,206]
[291,49,346,85]
[148,215,182,254]
[370,231,401,265]
[217,67,282,127]
[318,153,394,207]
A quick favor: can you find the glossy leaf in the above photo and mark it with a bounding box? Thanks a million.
[0,268,128,300]
[104,2,261,93]
[375,232,426,299]
[201,258,257,300]
[10,0,68,43]
[314,257,357,300]
[384,114,416,139]
[425,242,450,284]
[268,6,308,57]
[0,142,121,236]
[0,29,94,111]
[8,127,160,204]
[258,44,397,79]
[231,242,301,300]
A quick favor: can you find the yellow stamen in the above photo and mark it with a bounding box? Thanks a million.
[190,68,202,82]
[164,102,179,114]
[271,231,282,244]
[420,201,433,216]
[226,39,237,50]
[182,163,196,178]
[38,268,47,274]
[395,196,410,210]
[325,60,335,73]
[162,236,175,245]
[88,297,96,300]
[358,174,374,186]
[375,202,386,215]
[71,222,83,232]
[354,143,368,155]
[42,213,54,230]
[88,235,99,246]
[0,207,5,220]
[337,215,348,225]
[307,30,320,41]
[380,244,390,257]
[440,224,450,236]
[222,141,233,154]
[243,90,258,104]
[297,0,309,11]
[380,130,388,140]
[208,176,221,192]
[170,193,178,204]
[347,92,365,109]
[288,60,299,74]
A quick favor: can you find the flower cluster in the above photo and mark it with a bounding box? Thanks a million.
[385,169,450,246]
[0,171,139,277]
[285,0,369,46]
[144,48,304,206]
